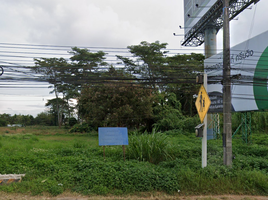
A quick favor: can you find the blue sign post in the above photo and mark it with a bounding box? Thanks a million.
[98,127,128,161]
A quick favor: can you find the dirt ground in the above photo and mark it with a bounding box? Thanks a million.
[0,192,267,200]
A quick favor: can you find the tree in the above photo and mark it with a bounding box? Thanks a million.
[17,114,34,126]
[67,47,108,90]
[117,42,204,116]
[0,113,12,124]
[45,98,69,126]
[79,81,153,129]
[0,118,7,127]
[31,43,204,130]
[164,53,205,116]
[116,41,168,89]
[33,57,69,127]
[152,92,185,131]
[35,112,55,126]
[32,48,109,124]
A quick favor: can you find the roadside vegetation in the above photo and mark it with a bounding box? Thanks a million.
[0,126,267,197]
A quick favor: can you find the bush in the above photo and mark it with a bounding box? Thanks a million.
[69,123,93,133]
[68,117,77,127]
[252,111,268,132]
[181,115,200,133]
[127,130,171,164]
[153,93,185,132]
[0,118,7,127]
[72,160,179,194]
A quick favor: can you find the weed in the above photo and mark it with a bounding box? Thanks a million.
[73,142,86,148]
[91,185,109,195]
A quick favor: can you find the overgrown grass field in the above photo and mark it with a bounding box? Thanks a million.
[0,126,267,197]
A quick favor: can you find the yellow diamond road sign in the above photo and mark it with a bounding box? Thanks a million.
[195,85,211,123]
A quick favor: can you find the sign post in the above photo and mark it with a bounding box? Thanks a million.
[195,74,210,168]
[98,127,128,161]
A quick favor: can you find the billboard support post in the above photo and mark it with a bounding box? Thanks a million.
[204,28,217,58]
[223,0,232,166]
[204,26,218,143]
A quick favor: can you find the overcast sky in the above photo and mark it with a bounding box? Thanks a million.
[0,0,267,117]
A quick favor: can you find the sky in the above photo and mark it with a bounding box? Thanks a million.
[0,0,267,117]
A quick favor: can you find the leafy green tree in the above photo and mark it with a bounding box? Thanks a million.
[79,82,153,129]
[116,41,168,89]
[32,48,109,125]
[69,47,107,69]
[0,113,12,124]
[17,114,35,126]
[45,98,69,126]
[34,112,55,126]
[152,92,185,131]
[31,43,204,130]
[68,117,77,127]
[165,53,205,116]
[117,42,204,116]
[0,118,7,127]
[55,84,78,120]
[33,57,69,127]
[67,47,108,90]
[0,114,34,126]
[67,47,108,121]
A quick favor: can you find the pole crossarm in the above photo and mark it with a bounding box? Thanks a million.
[181,0,260,47]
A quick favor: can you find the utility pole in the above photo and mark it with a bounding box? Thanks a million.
[223,0,232,166]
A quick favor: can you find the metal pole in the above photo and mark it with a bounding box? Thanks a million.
[103,146,105,160]
[202,74,208,168]
[204,27,218,142]
[203,26,217,168]
[123,145,126,161]
[223,0,232,166]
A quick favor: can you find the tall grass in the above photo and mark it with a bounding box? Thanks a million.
[127,130,171,164]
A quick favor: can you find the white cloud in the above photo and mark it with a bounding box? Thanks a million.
[0,0,184,48]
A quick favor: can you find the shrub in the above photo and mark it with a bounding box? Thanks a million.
[127,130,171,164]
[68,117,77,127]
[72,160,179,194]
[91,185,109,195]
[69,123,93,133]
[181,115,200,133]
[0,118,7,127]
[73,142,86,148]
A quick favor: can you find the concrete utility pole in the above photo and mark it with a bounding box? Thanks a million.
[223,0,232,166]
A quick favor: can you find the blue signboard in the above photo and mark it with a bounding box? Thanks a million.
[98,127,128,146]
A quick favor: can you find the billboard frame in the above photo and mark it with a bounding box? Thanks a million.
[182,0,261,47]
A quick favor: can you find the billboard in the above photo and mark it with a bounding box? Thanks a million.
[184,0,217,35]
[205,30,268,113]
